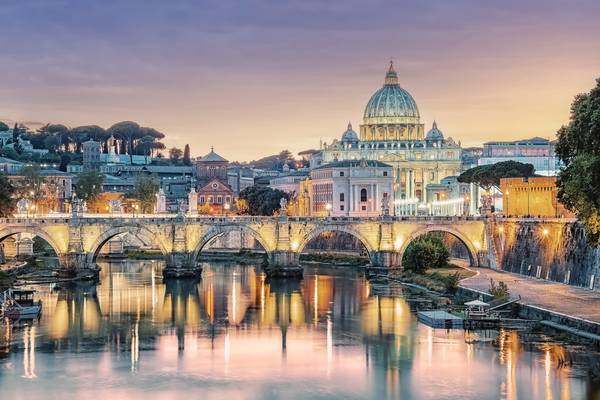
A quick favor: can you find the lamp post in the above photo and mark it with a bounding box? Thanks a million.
[224,202,231,217]
[325,202,332,217]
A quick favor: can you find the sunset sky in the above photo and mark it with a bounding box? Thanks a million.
[1,0,599,161]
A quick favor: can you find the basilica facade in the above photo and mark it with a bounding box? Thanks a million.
[313,62,463,211]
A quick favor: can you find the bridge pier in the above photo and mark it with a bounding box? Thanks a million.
[265,251,303,278]
[59,253,100,279]
[369,251,402,272]
[163,252,202,279]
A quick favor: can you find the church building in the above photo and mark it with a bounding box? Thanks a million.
[314,62,463,214]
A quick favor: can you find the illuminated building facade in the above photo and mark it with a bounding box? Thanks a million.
[315,63,463,214]
[310,160,393,217]
[500,177,574,218]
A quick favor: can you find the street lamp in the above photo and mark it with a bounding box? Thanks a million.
[133,203,139,217]
[325,202,332,217]
[224,202,231,216]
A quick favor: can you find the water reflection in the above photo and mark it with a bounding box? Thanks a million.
[0,260,596,399]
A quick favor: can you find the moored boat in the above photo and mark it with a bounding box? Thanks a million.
[0,288,42,320]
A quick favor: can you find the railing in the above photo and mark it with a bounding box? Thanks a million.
[1,213,488,225]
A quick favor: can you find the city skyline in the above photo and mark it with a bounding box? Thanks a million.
[1,1,600,161]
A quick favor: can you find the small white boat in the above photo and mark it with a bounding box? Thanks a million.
[1,288,42,320]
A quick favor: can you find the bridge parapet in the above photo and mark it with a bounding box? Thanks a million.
[0,214,492,278]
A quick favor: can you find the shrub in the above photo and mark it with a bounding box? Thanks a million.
[402,234,450,273]
[489,278,510,299]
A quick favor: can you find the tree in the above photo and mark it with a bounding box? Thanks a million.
[556,78,600,245]
[0,121,9,132]
[0,173,16,217]
[12,123,19,142]
[14,164,44,204]
[108,121,141,163]
[489,278,510,299]
[457,161,536,191]
[169,147,183,162]
[183,144,191,165]
[238,186,289,216]
[76,170,105,201]
[402,233,450,273]
[129,174,159,213]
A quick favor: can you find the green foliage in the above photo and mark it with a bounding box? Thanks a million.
[169,147,183,162]
[76,170,105,201]
[248,150,295,171]
[402,233,450,273]
[13,164,44,203]
[129,174,159,213]
[183,144,191,165]
[458,161,536,190]
[239,186,289,216]
[556,78,600,245]
[443,271,462,294]
[488,278,510,299]
[0,173,16,217]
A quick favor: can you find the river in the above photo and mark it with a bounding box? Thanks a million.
[0,260,598,399]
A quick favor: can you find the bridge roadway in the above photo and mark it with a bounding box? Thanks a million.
[0,213,489,278]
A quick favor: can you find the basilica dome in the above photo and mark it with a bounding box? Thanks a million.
[341,122,359,143]
[425,121,444,141]
[363,62,420,125]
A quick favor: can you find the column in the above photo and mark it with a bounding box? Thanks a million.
[422,169,428,203]
[411,170,416,199]
[349,183,353,213]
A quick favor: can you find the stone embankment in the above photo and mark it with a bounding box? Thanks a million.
[492,219,600,291]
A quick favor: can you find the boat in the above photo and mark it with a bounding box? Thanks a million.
[0,288,42,320]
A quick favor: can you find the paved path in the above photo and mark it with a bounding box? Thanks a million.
[460,267,600,324]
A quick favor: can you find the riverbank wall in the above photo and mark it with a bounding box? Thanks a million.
[492,219,600,291]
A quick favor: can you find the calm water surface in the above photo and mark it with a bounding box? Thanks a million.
[0,260,598,399]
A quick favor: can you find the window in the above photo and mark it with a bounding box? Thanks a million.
[339,193,344,202]
[340,171,344,177]
[340,205,344,211]
[362,205,366,211]
[217,196,222,204]
[383,171,388,177]
[360,188,367,202]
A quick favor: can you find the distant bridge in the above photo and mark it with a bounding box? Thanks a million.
[0,214,490,277]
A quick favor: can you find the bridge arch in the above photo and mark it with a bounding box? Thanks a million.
[191,225,273,262]
[0,226,65,256]
[296,224,376,256]
[86,225,168,263]
[398,225,479,266]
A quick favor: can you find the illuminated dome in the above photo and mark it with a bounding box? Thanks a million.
[425,121,444,141]
[363,62,420,125]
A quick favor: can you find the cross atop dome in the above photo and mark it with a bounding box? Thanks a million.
[347,121,353,130]
[384,60,399,86]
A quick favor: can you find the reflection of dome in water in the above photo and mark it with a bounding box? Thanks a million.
[363,62,420,125]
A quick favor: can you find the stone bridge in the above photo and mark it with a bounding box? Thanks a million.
[0,214,490,277]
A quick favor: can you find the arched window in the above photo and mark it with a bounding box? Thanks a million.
[360,188,367,202]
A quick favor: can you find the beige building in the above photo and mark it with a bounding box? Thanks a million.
[310,160,393,217]
[500,177,574,218]
[314,62,463,214]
